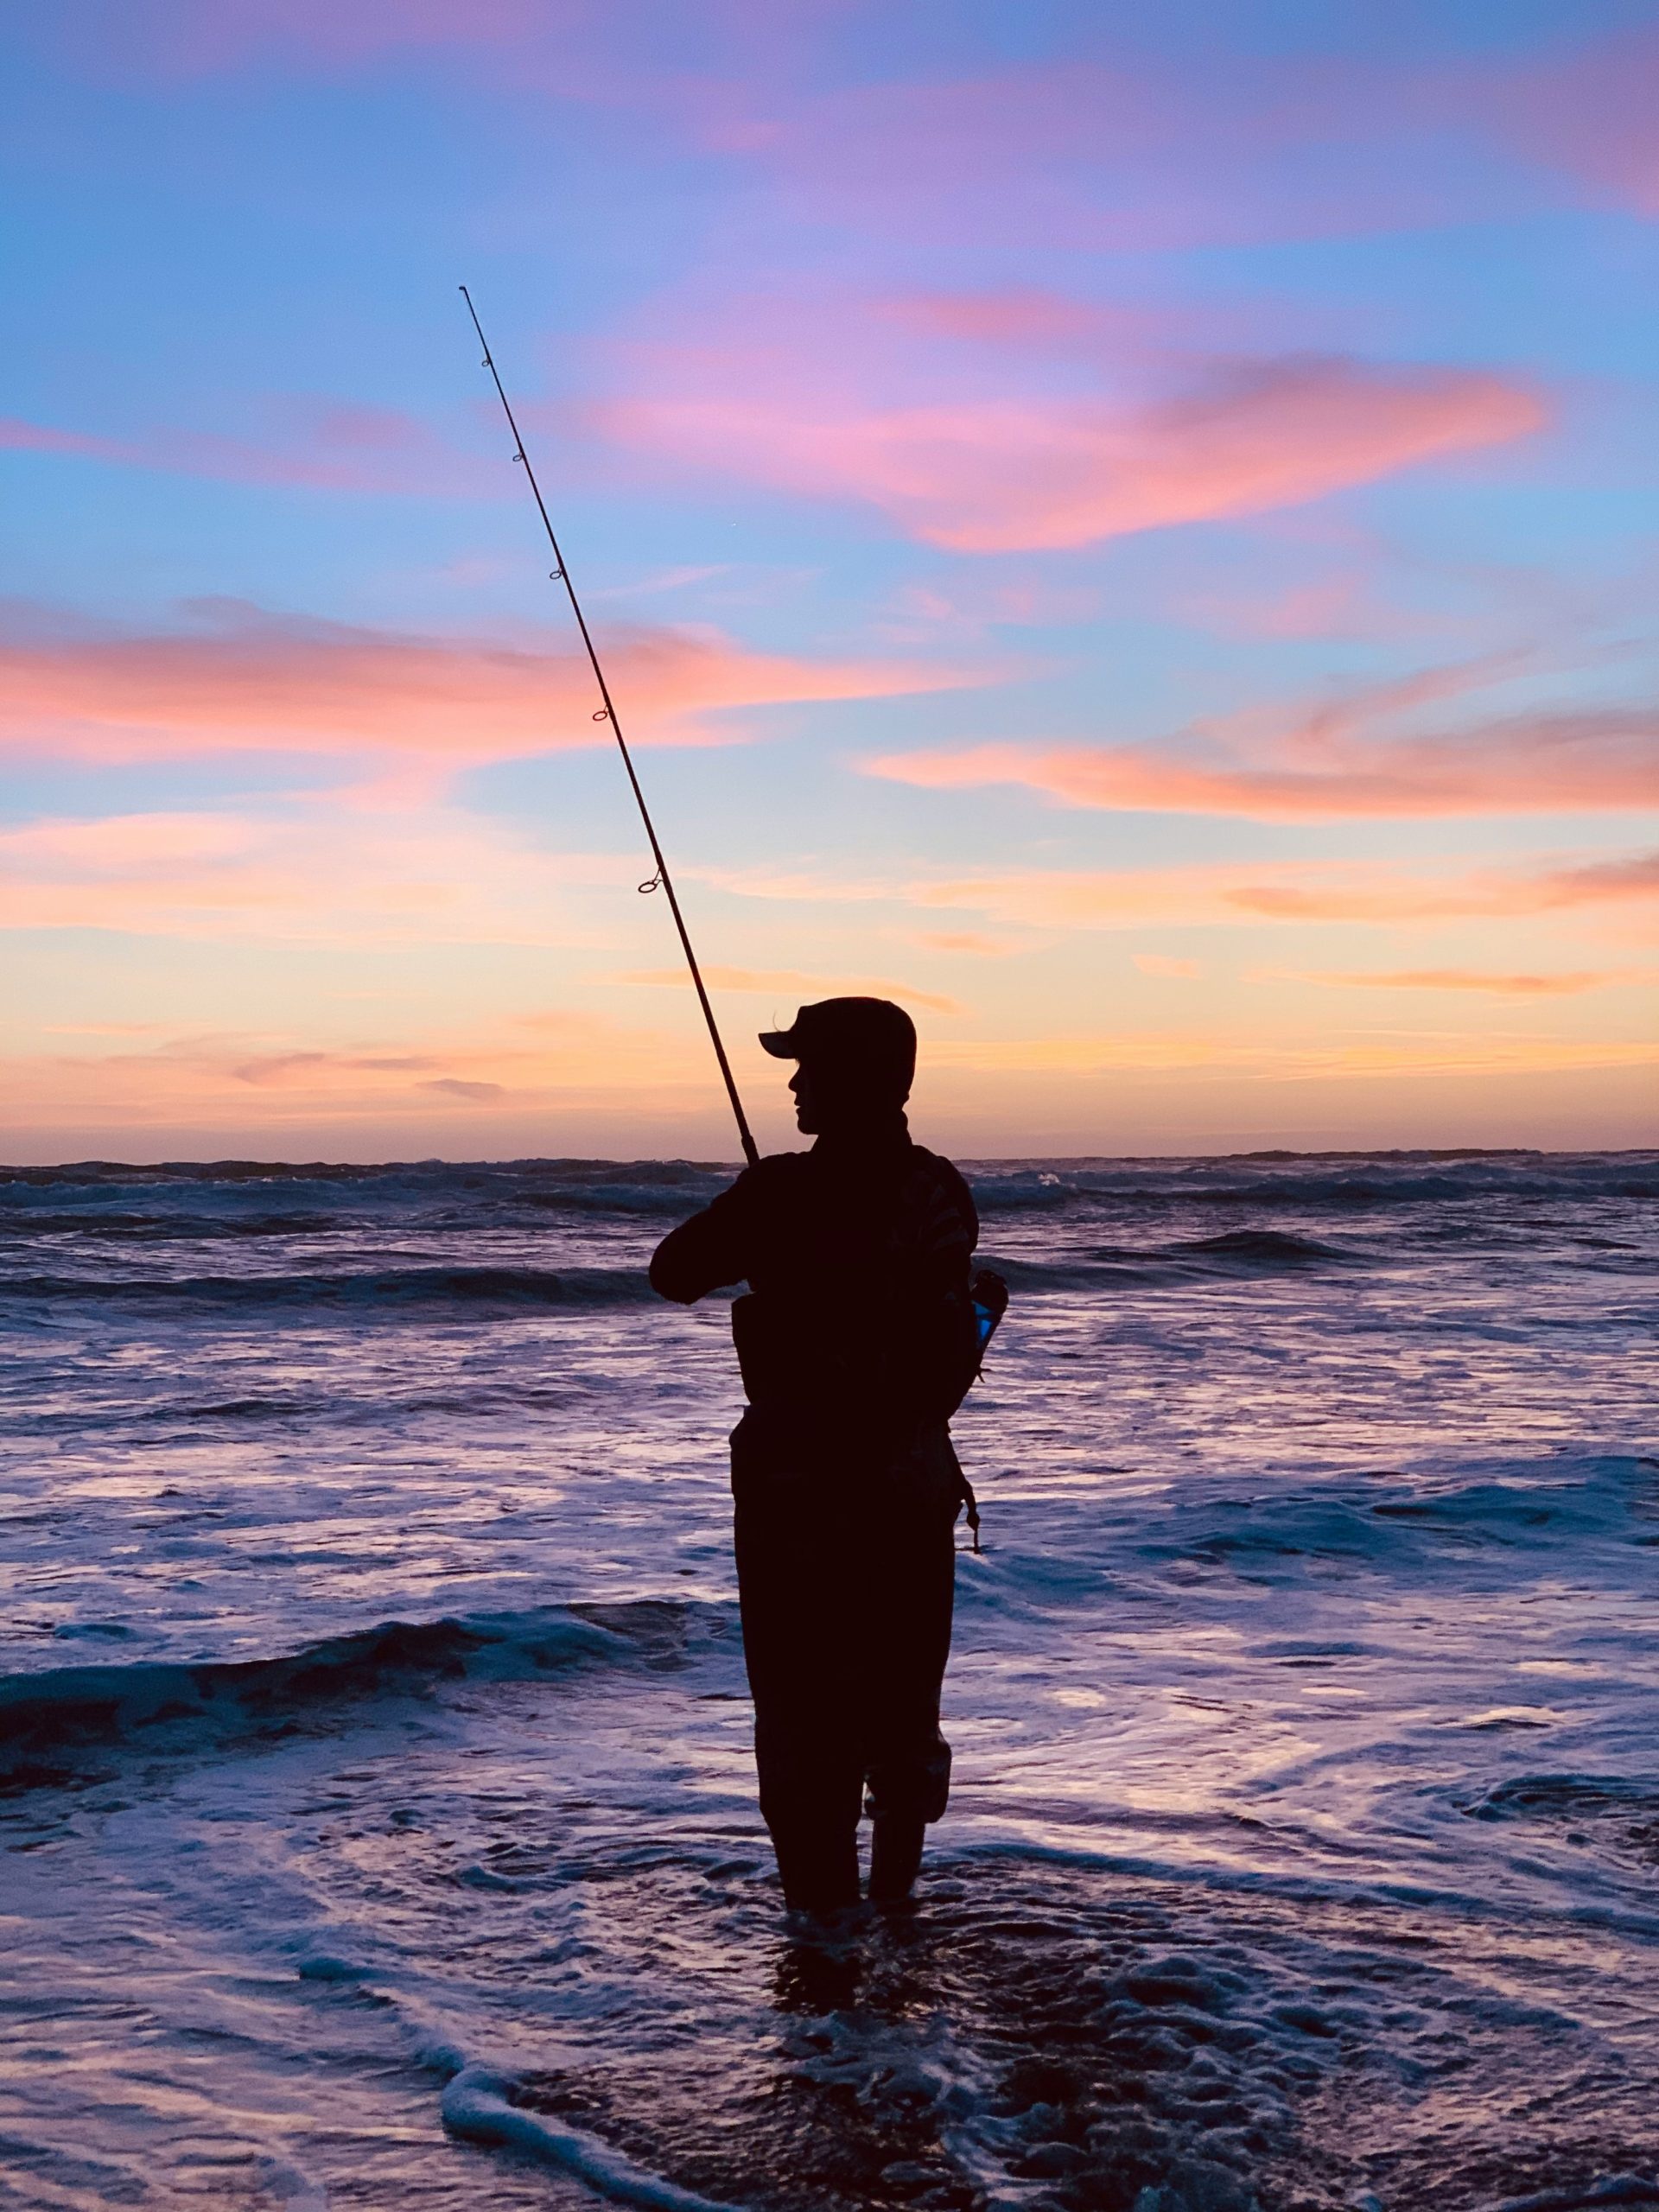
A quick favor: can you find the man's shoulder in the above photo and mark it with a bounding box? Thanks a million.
[906,1143,973,1198]
[901,1144,978,1238]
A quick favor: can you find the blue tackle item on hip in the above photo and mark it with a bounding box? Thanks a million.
[969,1268,1008,1361]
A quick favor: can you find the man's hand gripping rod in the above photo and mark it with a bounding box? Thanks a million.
[461,286,760,1169]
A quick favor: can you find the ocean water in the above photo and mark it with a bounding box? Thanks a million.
[1,1149,1656,2212]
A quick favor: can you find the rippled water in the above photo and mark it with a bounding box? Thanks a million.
[1,1152,1656,2211]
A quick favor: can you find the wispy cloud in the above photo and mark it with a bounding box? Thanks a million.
[1221,849,1659,925]
[705,25,1659,245]
[869,655,1659,820]
[606,963,963,1014]
[1477,22,1659,218]
[925,1032,1659,1081]
[422,1076,507,1101]
[0,600,979,768]
[3,1005,718,1138]
[0,804,633,944]
[600,353,1543,555]
[702,847,1659,931]
[11,1005,1652,1150]
[1255,967,1640,996]
[57,12,1659,236]
[0,400,480,496]
[911,930,1022,957]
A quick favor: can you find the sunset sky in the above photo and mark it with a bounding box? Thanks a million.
[4,0,1656,1160]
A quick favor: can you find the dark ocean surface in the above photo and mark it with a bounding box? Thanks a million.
[1,1151,1656,2212]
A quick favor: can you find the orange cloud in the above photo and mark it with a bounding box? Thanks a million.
[1134,954,1205,978]
[0,1007,728,1147]
[0,600,975,766]
[925,1032,1659,1081]
[422,1077,507,1101]
[911,930,1020,957]
[600,354,1544,552]
[1256,967,1637,996]
[10,1005,1652,1158]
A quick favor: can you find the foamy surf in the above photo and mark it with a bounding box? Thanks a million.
[443,2068,748,2211]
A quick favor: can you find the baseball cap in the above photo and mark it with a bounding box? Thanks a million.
[759,996,917,1096]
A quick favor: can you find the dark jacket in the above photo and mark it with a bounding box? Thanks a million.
[650,1119,979,1484]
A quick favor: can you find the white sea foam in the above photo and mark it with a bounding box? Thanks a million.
[443,2067,749,2210]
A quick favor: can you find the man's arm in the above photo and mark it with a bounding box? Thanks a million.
[648,1173,756,1304]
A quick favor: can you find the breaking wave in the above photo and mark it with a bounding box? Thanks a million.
[4,1152,1655,1245]
[0,1600,696,1785]
[963,1150,1659,1214]
[993,1227,1354,1291]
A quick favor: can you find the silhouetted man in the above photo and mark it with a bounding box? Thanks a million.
[650,998,991,1914]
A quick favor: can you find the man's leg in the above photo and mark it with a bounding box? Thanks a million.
[734,1484,863,1912]
[753,1717,864,1912]
[860,1492,957,1903]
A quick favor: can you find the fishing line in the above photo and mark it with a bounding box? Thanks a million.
[460,284,760,1168]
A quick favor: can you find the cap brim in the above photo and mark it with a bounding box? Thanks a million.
[758,1029,799,1058]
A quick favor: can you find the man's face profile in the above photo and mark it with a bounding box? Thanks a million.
[789,1061,822,1133]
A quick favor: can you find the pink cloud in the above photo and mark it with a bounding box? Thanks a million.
[708,846,1659,931]
[681,25,1659,255]
[0,600,977,767]
[1473,25,1659,217]
[1519,848,1659,906]
[0,400,475,497]
[1221,851,1659,925]
[599,354,1544,553]
[871,651,1659,820]
[692,55,1499,254]
[873,289,1160,352]
[1177,571,1399,645]
[877,710,1658,821]
[703,27,1659,252]
[3,812,259,868]
[52,17,1659,241]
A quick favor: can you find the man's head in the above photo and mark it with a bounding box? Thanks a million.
[759,997,918,1135]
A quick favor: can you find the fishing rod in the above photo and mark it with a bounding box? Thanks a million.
[460,285,760,1169]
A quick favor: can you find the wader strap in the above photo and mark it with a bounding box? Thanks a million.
[957,1472,981,1554]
